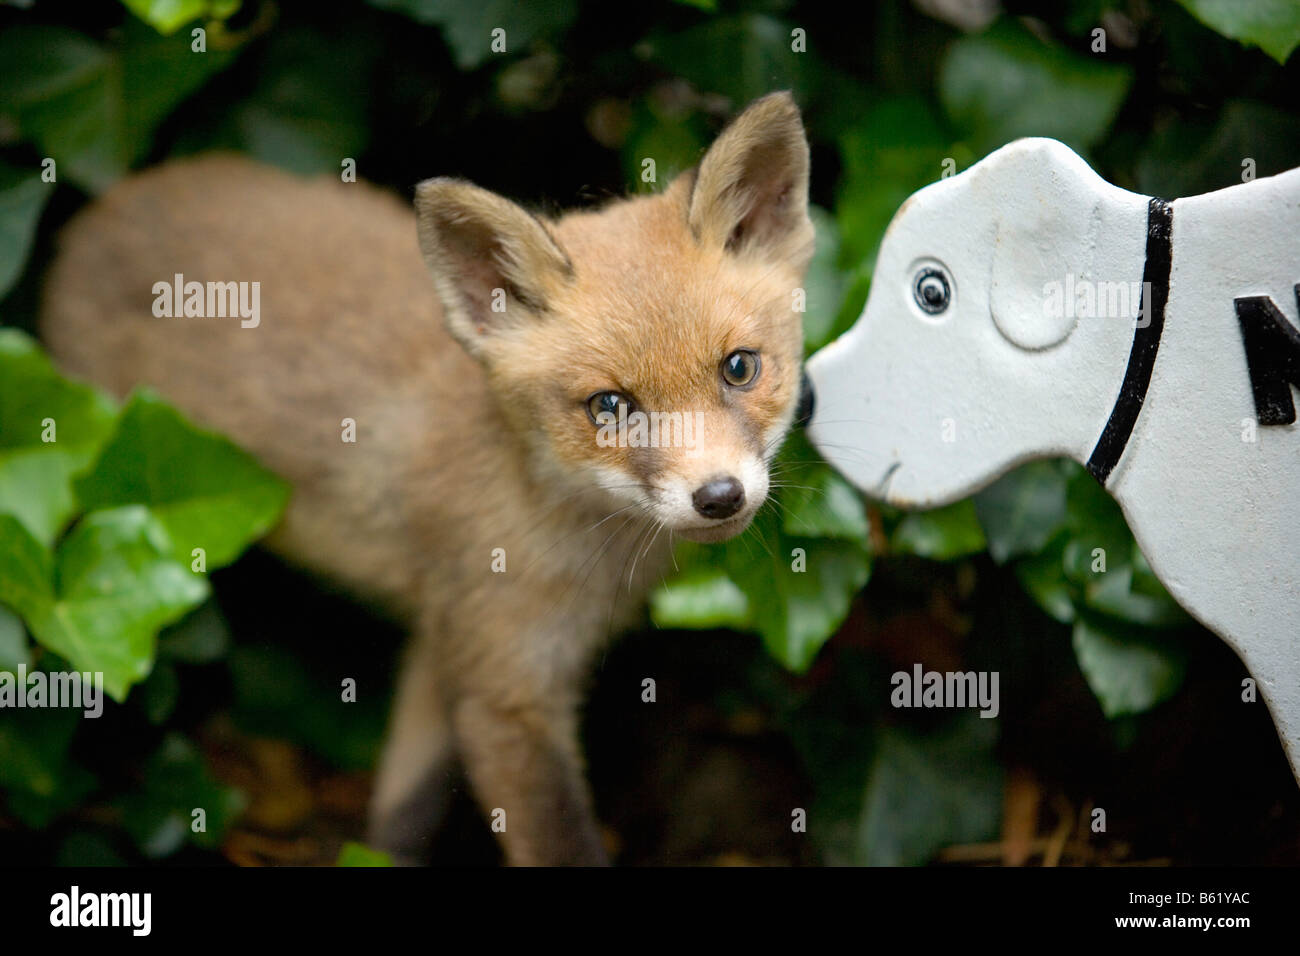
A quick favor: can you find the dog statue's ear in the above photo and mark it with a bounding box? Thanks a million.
[987,139,1110,351]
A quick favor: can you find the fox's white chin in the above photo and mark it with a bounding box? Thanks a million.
[674,511,755,544]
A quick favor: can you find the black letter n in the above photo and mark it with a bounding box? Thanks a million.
[1235,285,1300,426]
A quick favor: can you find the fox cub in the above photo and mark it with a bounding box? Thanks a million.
[41,92,815,865]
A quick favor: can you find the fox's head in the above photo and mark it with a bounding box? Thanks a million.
[415,92,814,542]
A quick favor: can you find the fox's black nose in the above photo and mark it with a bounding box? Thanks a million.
[693,476,745,520]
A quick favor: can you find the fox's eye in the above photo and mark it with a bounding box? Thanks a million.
[586,391,633,424]
[721,349,760,388]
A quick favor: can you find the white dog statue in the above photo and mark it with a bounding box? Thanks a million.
[806,138,1300,781]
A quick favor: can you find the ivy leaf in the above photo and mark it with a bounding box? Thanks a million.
[653,435,872,672]
[121,0,208,34]
[800,206,848,353]
[336,842,393,866]
[0,329,118,545]
[1175,0,1300,64]
[736,525,871,672]
[778,431,869,541]
[157,598,232,664]
[835,95,952,271]
[184,27,373,176]
[0,706,96,828]
[230,645,387,770]
[1072,616,1187,719]
[0,508,209,701]
[367,0,577,69]
[649,563,749,631]
[939,19,1132,155]
[855,713,1001,866]
[120,0,241,35]
[973,460,1069,563]
[118,733,244,856]
[0,21,238,193]
[76,390,289,571]
[639,13,806,107]
[891,499,987,560]
[0,513,56,622]
[0,162,54,300]
[651,504,871,672]
[1061,464,1136,581]
[1013,535,1076,624]
[0,605,30,674]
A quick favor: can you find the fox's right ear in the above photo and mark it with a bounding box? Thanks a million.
[415,179,573,360]
[688,91,813,269]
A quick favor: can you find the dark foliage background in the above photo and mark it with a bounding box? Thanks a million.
[1,0,1298,865]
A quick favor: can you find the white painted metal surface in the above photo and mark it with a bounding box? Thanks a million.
[807,137,1300,780]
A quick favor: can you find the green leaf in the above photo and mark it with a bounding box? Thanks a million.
[654,511,870,673]
[1013,536,1076,624]
[0,21,238,193]
[121,0,209,35]
[1061,464,1134,582]
[778,434,869,541]
[939,19,1133,155]
[119,733,244,856]
[834,95,953,270]
[974,460,1068,563]
[1175,0,1300,64]
[189,27,371,176]
[76,390,289,570]
[1080,561,1190,630]
[0,705,96,828]
[368,0,577,70]
[0,329,118,544]
[654,434,871,672]
[737,525,871,672]
[0,513,55,623]
[13,507,210,701]
[137,659,179,724]
[0,605,31,674]
[1071,617,1187,719]
[650,563,749,630]
[230,645,388,771]
[56,830,128,866]
[855,713,1001,866]
[891,498,987,560]
[1136,100,1300,198]
[639,13,805,107]
[0,162,54,300]
[800,205,848,352]
[336,841,393,866]
[158,598,231,663]
[620,100,710,190]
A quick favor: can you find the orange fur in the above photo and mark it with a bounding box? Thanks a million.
[40,92,815,865]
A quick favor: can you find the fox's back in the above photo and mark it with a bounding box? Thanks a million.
[41,155,507,609]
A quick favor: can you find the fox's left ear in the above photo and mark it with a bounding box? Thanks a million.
[414,178,573,361]
[688,91,813,267]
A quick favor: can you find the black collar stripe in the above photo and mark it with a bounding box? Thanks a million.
[1086,197,1172,486]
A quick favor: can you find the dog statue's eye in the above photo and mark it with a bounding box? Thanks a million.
[586,391,633,424]
[721,349,760,388]
[913,266,951,314]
